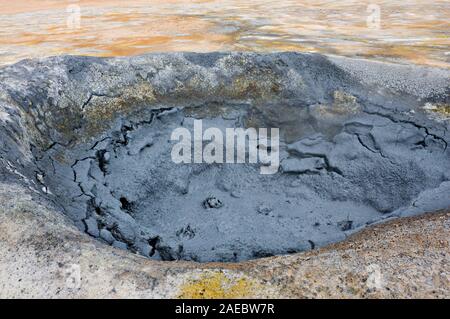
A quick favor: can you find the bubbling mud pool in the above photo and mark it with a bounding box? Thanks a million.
[1,52,449,262]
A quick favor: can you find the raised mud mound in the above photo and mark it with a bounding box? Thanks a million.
[0,53,449,262]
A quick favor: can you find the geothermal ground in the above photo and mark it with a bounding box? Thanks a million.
[0,53,449,264]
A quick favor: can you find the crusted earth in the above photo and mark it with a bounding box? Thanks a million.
[0,53,449,263]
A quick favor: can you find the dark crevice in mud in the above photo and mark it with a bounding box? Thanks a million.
[287,150,344,176]
[95,150,109,175]
[1,52,449,262]
[148,236,161,257]
[81,92,121,110]
[89,137,111,151]
[361,107,448,152]
[353,133,395,164]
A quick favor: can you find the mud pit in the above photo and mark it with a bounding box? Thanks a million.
[1,53,449,262]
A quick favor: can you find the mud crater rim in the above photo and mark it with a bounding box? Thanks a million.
[0,52,449,263]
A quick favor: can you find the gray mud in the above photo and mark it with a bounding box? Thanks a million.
[0,52,449,262]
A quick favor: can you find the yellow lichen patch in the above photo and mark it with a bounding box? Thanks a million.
[229,74,281,100]
[423,102,450,120]
[83,82,156,137]
[48,81,158,145]
[178,271,259,299]
[310,91,360,121]
[436,105,450,116]
[332,91,360,114]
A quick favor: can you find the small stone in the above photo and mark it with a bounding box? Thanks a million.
[257,204,273,215]
[176,225,196,239]
[203,197,223,209]
[36,173,45,184]
[337,220,353,231]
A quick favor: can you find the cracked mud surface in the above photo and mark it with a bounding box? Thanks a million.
[0,52,449,262]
